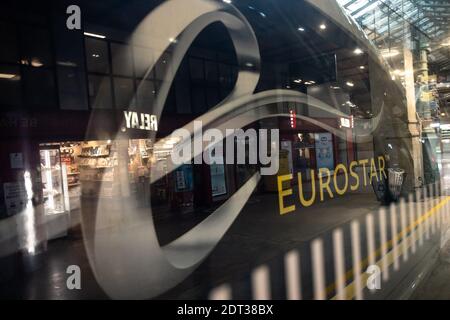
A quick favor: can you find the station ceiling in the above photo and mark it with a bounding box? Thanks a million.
[337,0,450,71]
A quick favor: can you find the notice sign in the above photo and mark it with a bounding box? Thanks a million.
[315,133,334,172]
[10,153,24,169]
[3,182,28,216]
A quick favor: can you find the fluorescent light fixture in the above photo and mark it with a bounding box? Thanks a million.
[330,86,340,90]
[298,27,305,32]
[393,69,404,76]
[381,49,400,58]
[319,24,327,30]
[84,32,106,39]
[259,11,266,18]
[430,123,440,128]
[223,0,232,3]
[346,81,354,87]
[441,124,450,130]
[0,73,16,79]
[354,48,363,55]
[293,79,302,83]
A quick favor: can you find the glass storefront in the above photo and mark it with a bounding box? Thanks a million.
[0,0,450,303]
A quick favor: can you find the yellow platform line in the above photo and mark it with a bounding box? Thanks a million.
[328,196,450,300]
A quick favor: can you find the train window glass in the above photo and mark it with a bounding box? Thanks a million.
[0,64,21,107]
[23,67,56,109]
[155,52,172,81]
[191,86,207,114]
[0,22,18,64]
[175,81,191,114]
[134,45,155,79]
[85,38,110,74]
[114,77,134,109]
[111,43,133,77]
[88,74,112,109]
[136,79,156,110]
[20,26,53,67]
[57,67,89,111]
[189,57,205,81]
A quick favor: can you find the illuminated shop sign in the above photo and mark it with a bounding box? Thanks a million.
[340,117,354,128]
[123,111,158,131]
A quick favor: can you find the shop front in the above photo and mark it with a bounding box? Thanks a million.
[279,116,355,183]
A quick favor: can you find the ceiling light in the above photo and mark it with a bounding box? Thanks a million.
[346,81,354,87]
[0,73,16,79]
[223,0,232,3]
[359,66,365,70]
[354,48,363,55]
[330,86,340,90]
[298,27,305,32]
[319,24,327,30]
[293,79,302,84]
[31,59,43,67]
[84,32,106,39]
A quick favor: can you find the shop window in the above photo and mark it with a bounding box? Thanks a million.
[111,43,133,77]
[0,22,19,63]
[20,26,53,67]
[114,77,135,109]
[88,74,112,109]
[57,67,89,110]
[0,65,22,107]
[23,67,57,108]
[133,45,155,79]
[85,38,110,74]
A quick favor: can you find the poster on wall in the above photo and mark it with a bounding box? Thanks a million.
[315,132,334,172]
[210,163,227,197]
[3,182,28,216]
[174,164,193,193]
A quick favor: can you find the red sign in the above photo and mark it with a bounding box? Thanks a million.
[289,110,297,129]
